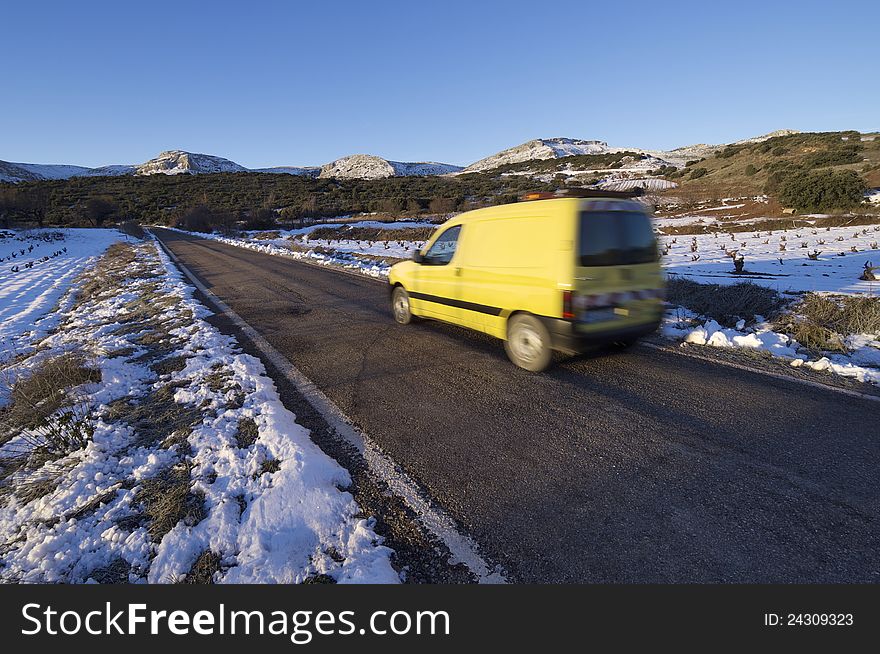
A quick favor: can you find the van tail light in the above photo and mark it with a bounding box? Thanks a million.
[562,290,575,320]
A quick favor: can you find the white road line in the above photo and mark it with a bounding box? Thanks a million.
[639,341,880,404]
[154,233,506,584]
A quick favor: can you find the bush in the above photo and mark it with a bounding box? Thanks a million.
[777,169,867,212]
[744,164,758,176]
[241,208,277,231]
[777,294,880,354]
[803,145,862,169]
[0,353,99,466]
[666,278,784,326]
[174,206,215,233]
[771,146,787,156]
[689,167,708,179]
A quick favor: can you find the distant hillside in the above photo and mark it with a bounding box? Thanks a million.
[0,150,462,182]
[134,150,246,176]
[660,131,880,202]
[318,154,462,179]
[464,138,613,172]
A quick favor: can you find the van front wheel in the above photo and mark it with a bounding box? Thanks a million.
[391,286,414,325]
[505,314,552,372]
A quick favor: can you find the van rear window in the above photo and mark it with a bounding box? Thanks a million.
[578,211,657,267]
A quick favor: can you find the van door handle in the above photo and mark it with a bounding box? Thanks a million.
[575,276,594,281]
[455,267,462,277]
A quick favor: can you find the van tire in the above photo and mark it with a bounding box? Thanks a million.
[391,286,414,325]
[505,314,553,372]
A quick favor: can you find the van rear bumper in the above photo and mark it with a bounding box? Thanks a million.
[540,317,661,354]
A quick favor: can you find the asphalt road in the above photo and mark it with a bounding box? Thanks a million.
[155,229,879,583]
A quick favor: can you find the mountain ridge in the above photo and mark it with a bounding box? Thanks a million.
[0,130,803,183]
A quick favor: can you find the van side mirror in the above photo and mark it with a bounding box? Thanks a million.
[412,250,424,264]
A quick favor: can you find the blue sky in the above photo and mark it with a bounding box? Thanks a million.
[2,0,877,168]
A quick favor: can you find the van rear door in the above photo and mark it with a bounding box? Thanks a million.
[573,206,662,330]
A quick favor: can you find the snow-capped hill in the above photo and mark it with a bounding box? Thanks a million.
[390,161,463,176]
[253,166,321,177]
[1,161,42,183]
[320,155,395,179]
[319,154,461,179]
[134,150,247,176]
[0,161,95,183]
[464,138,612,172]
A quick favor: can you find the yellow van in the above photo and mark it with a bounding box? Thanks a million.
[388,191,664,371]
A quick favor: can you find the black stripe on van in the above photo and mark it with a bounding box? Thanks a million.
[408,291,504,316]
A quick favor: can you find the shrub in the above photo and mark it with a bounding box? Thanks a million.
[174,205,216,233]
[803,145,862,169]
[771,146,787,156]
[777,293,880,353]
[666,278,785,326]
[777,169,867,212]
[241,208,277,231]
[689,167,708,179]
[744,164,758,176]
[0,353,99,469]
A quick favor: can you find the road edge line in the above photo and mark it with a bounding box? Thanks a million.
[153,232,506,584]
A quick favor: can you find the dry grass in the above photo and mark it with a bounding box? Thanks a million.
[75,243,144,307]
[666,278,786,326]
[183,550,222,584]
[235,417,259,448]
[106,383,202,451]
[0,355,99,497]
[258,458,281,477]
[778,293,880,353]
[88,557,132,584]
[1,353,99,434]
[135,464,206,541]
[302,574,336,584]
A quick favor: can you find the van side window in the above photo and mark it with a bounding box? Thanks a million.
[423,226,461,265]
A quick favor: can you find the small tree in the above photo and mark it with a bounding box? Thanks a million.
[241,208,277,230]
[81,197,117,227]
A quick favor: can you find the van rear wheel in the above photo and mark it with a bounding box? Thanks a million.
[391,286,414,325]
[505,314,552,372]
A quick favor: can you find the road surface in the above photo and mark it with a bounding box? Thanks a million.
[155,229,879,583]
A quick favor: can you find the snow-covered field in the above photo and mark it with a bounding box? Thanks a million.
[0,229,122,354]
[0,237,398,583]
[660,223,880,294]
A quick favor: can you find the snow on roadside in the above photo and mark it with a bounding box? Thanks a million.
[662,310,880,385]
[0,238,398,583]
[0,229,122,355]
[167,228,395,278]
